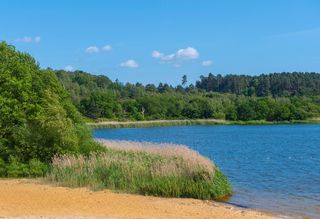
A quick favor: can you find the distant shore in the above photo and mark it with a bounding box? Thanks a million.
[88,118,320,129]
[0,179,278,219]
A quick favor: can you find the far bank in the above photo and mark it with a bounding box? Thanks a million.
[88,118,320,129]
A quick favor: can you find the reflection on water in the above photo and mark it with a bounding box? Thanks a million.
[94,124,320,218]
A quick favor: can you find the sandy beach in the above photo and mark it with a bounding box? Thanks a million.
[0,179,279,219]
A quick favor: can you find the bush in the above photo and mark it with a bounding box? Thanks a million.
[6,157,29,177]
[2,157,49,178]
[28,159,49,177]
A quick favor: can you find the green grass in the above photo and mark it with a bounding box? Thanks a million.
[47,142,232,200]
[88,119,320,129]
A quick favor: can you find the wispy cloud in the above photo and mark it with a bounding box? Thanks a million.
[120,59,139,68]
[102,45,112,51]
[152,47,199,65]
[202,60,213,66]
[85,46,99,53]
[85,45,112,53]
[16,36,41,43]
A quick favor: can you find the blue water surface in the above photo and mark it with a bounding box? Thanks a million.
[93,125,320,217]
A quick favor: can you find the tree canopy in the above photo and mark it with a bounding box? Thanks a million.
[0,42,97,166]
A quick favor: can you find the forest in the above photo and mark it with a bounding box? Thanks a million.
[55,70,320,121]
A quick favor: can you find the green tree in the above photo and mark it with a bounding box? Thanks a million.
[0,42,98,165]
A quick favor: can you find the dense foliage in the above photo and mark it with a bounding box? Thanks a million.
[55,71,320,121]
[0,43,99,176]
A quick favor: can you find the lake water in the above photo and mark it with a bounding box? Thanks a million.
[93,124,320,217]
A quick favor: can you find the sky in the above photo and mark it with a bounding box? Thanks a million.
[1,0,320,85]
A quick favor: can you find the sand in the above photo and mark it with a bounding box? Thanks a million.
[0,179,278,219]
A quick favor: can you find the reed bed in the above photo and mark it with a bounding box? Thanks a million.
[97,139,215,175]
[47,140,232,200]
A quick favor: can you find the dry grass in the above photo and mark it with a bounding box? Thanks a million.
[96,139,215,175]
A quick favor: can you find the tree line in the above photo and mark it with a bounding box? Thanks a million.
[196,72,320,96]
[55,70,320,121]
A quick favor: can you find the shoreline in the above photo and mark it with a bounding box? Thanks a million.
[0,179,280,219]
[88,118,320,129]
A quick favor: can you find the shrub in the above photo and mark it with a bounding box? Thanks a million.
[28,159,49,177]
[6,157,29,177]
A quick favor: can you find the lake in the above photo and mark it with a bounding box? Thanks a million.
[93,124,320,217]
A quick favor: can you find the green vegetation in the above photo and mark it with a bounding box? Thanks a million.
[2,157,48,177]
[55,70,320,122]
[0,42,101,177]
[47,141,232,200]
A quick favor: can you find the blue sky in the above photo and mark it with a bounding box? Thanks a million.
[1,0,320,85]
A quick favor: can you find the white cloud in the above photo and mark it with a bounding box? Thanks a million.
[152,47,199,63]
[176,47,199,60]
[102,45,112,51]
[202,60,213,66]
[85,46,99,53]
[120,59,139,68]
[64,65,74,71]
[85,45,112,53]
[152,51,175,61]
[16,36,41,43]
